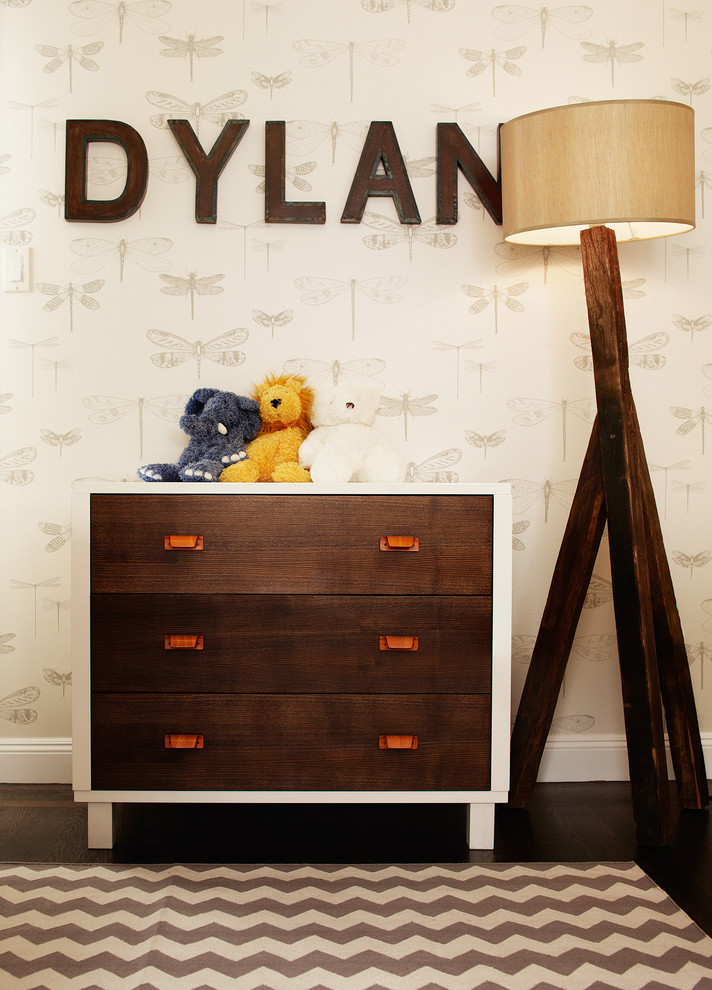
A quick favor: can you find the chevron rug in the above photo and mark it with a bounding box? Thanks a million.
[1,862,711,990]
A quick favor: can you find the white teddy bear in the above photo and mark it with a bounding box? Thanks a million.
[298,381,407,483]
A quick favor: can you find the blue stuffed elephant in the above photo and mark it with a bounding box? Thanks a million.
[138,388,261,482]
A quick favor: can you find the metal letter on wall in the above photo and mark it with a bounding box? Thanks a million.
[341,121,421,224]
[168,118,250,223]
[265,121,326,223]
[64,119,149,222]
[436,122,502,226]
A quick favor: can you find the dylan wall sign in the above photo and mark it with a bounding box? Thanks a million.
[1,0,711,778]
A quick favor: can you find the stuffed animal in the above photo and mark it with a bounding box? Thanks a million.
[219,372,314,483]
[297,381,406,483]
[138,387,261,482]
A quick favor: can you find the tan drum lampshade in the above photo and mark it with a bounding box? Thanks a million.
[500,99,696,245]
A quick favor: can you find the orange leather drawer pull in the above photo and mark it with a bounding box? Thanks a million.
[380,535,419,551]
[379,734,418,750]
[164,634,204,650]
[164,734,204,749]
[380,635,419,651]
[164,535,204,550]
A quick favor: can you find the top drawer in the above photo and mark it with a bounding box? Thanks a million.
[90,493,493,595]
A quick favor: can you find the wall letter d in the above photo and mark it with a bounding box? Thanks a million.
[65,120,149,222]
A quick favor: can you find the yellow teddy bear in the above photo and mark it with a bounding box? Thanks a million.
[219,371,314,483]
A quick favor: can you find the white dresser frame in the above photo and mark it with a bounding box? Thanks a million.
[72,482,512,849]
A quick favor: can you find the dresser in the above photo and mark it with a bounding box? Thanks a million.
[72,483,511,849]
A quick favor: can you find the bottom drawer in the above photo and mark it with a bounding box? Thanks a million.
[91,694,491,791]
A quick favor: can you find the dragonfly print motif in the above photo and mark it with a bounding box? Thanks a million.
[669,405,712,454]
[0,208,35,246]
[40,358,74,393]
[580,39,644,87]
[159,272,224,320]
[0,394,12,415]
[1,687,40,726]
[403,448,461,483]
[252,310,294,339]
[377,392,438,441]
[283,357,387,390]
[507,397,596,460]
[285,120,371,165]
[39,190,65,217]
[465,429,506,459]
[146,91,248,136]
[672,549,712,578]
[650,459,691,519]
[0,633,16,656]
[583,574,613,609]
[293,39,404,103]
[672,244,705,277]
[686,642,712,690]
[361,0,455,24]
[251,70,292,99]
[70,0,171,42]
[10,577,60,636]
[251,238,286,272]
[38,521,72,552]
[159,35,224,81]
[294,275,406,340]
[147,328,249,377]
[466,359,499,395]
[250,1,285,34]
[493,242,581,283]
[695,171,712,219]
[70,237,172,282]
[459,45,526,97]
[36,280,104,332]
[40,428,82,458]
[511,518,530,551]
[492,5,593,47]
[670,8,704,42]
[672,313,712,342]
[42,599,72,633]
[82,394,188,457]
[504,477,578,523]
[570,331,669,371]
[0,447,37,486]
[7,337,59,397]
[35,42,103,93]
[220,219,265,278]
[250,159,316,193]
[43,667,72,693]
[672,479,705,513]
[432,339,483,399]
[462,282,528,334]
[671,77,711,105]
[362,214,457,261]
[6,100,58,158]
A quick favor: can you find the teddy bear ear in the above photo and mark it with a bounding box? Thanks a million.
[184,387,218,417]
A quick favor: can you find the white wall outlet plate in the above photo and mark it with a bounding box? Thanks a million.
[2,246,31,292]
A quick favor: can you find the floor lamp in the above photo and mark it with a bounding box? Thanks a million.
[500,100,709,845]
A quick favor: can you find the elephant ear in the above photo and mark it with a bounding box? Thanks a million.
[236,395,260,412]
[184,387,219,417]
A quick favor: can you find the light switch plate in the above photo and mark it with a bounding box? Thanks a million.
[2,246,31,292]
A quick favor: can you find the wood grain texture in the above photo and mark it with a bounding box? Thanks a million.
[90,694,492,791]
[89,494,494,595]
[90,594,492,694]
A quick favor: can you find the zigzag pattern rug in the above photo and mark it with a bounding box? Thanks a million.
[1,862,711,989]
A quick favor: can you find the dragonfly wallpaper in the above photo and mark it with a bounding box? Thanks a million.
[1,0,711,780]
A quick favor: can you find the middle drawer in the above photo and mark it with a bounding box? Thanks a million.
[90,594,492,694]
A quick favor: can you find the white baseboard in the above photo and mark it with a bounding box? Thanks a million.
[1,735,711,786]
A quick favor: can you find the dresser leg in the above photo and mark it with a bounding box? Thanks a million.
[467,803,495,849]
[87,802,115,849]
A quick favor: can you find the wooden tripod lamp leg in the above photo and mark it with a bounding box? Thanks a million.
[581,224,671,844]
[508,423,606,807]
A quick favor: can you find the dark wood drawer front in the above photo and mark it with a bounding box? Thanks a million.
[90,594,492,694]
[90,494,493,595]
[90,694,491,791]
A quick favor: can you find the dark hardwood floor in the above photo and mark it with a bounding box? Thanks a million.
[1,781,711,937]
